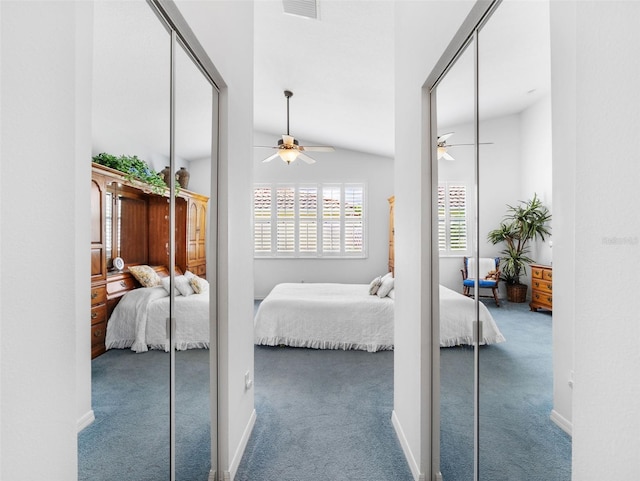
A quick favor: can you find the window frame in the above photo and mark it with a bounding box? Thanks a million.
[253,182,367,258]
[438,181,470,256]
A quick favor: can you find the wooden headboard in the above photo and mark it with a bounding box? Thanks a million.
[105,265,179,319]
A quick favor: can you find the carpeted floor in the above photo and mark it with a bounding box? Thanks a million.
[78,299,571,481]
[78,349,211,481]
[235,346,413,481]
[439,300,572,481]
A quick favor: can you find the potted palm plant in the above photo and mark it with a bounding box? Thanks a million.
[487,194,551,302]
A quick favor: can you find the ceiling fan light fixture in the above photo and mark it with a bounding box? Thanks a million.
[278,149,300,164]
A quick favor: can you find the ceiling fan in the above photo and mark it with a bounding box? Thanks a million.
[257,90,335,165]
[437,132,493,161]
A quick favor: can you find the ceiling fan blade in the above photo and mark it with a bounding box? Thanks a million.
[262,153,280,163]
[300,145,335,152]
[447,142,494,146]
[438,132,454,142]
[298,152,316,164]
[442,151,455,161]
[254,145,278,149]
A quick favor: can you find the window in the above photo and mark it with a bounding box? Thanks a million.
[253,183,365,257]
[438,182,468,253]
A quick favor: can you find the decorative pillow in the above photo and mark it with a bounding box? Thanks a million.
[183,270,196,280]
[377,275,395,298]
[369,276,382,295]
[175,275,195,296]
[129,265,162,287]
[386,288,395,300]
[190,275,210,294]
[160,276,179,296]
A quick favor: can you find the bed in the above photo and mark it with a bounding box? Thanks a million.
[105,286,210,353]
[254,283,395,353]
[254,282,504,352]
[439,284,505,346]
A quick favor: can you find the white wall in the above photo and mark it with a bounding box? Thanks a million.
[253,131,394,298]
[521,94,553,267]
[438,114,523,292]
[1,2,93,479]
[174,1,256,478]
[552,2,640,479]
[394,2,476,479]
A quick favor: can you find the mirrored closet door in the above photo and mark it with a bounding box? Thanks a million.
[86,1,219,480]
[428,1,560,480]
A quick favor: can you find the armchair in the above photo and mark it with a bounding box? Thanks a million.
[461,256,501,307]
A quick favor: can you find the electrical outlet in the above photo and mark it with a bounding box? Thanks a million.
[244,371,253,390]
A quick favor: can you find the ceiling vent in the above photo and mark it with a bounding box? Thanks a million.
[283,0,318,19]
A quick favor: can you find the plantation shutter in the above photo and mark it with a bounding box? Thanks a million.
[253,186,272,253]
[344,185,364,253]
[322,185,341,253]
[298,186,318,253]
[276,187,295,253]
[438,182,468,253]
[448,184,467,251]
[438,185,446,250]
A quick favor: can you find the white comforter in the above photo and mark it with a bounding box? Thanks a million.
[439,285,505,346]
[106,286,210,353]
[254,283,394,352]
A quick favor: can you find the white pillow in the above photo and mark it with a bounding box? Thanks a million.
[369,276,382,295]
[386,288,395,300]
[377,275,395,298]
[190,275,209,294]
[160,276,179,296]
[175,275,195,296]
[183,270,196,280]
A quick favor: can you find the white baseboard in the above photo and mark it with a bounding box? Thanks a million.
[228,408,256,480]
[550,409,573,436]
[77,409,95,432]
[391,410,422,481]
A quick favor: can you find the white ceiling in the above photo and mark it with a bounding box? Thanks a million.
[253,0,550,159]
[92,1,551,164]
[253,1,395,158]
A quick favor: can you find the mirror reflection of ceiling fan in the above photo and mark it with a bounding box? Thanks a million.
[437,132,493,161]
[256,90,335,165]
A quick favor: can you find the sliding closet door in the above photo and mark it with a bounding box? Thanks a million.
[476,2,557,479]
[88,1,171,479]
[434,38,479,481]
[173,37,217,481]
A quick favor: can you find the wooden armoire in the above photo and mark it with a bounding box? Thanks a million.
[90,163,209,358]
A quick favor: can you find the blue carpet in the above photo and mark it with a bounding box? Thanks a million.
[79,300,571,481]
[78,349,211,481]
[440,300,572,480]
[235,346,413,481]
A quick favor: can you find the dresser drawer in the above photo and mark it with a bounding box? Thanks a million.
[90,285,106,306]
[90,303,106,326]
[532,279,552,294]
[542,269,552,281]
[531,291,552,308]
[107,276,137,297]
[91,321,107,351]
[532,266,544,279]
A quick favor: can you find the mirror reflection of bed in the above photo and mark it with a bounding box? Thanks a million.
[83,1,216,479]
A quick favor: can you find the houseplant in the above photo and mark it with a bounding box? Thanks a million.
[92,152,168,195]
[487,194,551,302]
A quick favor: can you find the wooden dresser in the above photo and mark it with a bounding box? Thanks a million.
[530,264,552,312]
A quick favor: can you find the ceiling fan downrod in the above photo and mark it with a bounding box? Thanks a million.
[284,90,293,135]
